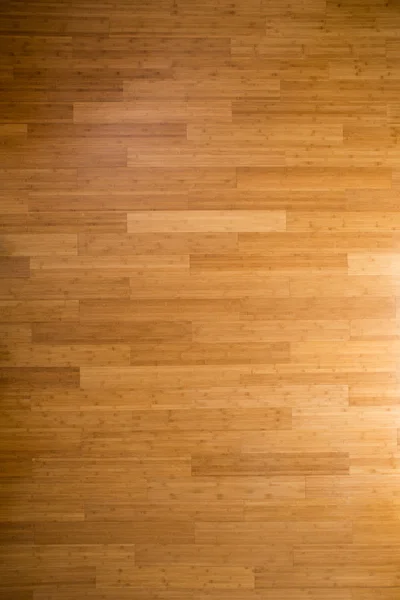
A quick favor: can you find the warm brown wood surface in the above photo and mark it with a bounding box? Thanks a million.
[1,0,400,598]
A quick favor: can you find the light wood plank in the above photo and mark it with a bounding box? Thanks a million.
[128,211,286,233]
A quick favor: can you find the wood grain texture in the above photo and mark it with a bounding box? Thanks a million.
[2,0,400,598]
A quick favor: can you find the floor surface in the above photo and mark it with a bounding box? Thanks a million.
[1,0,400,598]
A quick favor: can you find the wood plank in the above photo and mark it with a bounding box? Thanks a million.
[237,168,392,190]
[80,299,241,321]
[0,139,127,168]
[288,212,400,232]
[0,276,130,299]
[78,167,236,191]
[79,232,238,255]
[0,234,78,256]
[306,474,400,499]
[0,300,78,322]
[166,407,292,430]
[240,369,400,387]
[74,100,232,123]
[72,34,231,62]
[348,252,400,275]
[238,232,381,252]
[30,193,189,212]
[255,566,400,588]
[187,122,343,145]
[31,254,189,275]
[122,66,279,98]
[189,190,348,211]
[192,452,349,476]
[290,341,400,368]
[193,319,350,341]
[232,96,387,116]
[350,319,400,341]
[292,406,400,430]
[0,429,81,456]
[294,544,400,566]
[85,502,244,522]
[241,297,395,320]
[96,564,254,589]
[280,79,400,102]
[28,389,157,411]
[196,521,352,545]
[148,476,305,502]
[0,257,30,278]
[34,521,194,545]
[353,520,400,544]
[0,124,27,136]
[33,321,192,344]
[0,501,84,522]
[190,252,346,273]
[0,212,127,233]
[0,524,33,544]
[33,457,191,479]
[127,143,286,167]
[0,168,77,191]
[129,341,290,365]
[128,211,286,233]
[0,15,109,34]
[283,146,393,169]
[0,103,72,123]
[28,123,187,138]
[289,274,398,297]
[4,69,125,103]
[0,192,28,214]
[244,498,395,522]
[243,429,396,455]
[351,592,400,600]
[0,367,79,390]
[0,564,95,587]
[0,344,130,367]
[0,88,122,103]
[349,384,400,406]
[0,33,73,57]
[129,271,290,299]
[135,543,292,567]
[80,429,247,458]
[0,324,31,344]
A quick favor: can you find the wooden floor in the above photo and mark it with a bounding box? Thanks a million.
[2,0,400,598]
